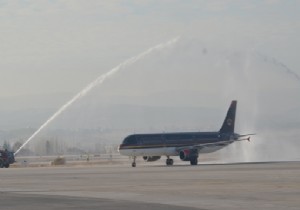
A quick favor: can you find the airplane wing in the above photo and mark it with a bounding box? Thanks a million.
[176,136,252,152]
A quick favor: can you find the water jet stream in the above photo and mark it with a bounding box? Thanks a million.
[14,37,180,155]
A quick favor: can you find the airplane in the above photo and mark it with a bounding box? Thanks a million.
[118,100,254,167]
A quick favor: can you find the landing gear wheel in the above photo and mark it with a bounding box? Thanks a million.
[166,158,174,166]
[131,156,136,167]
[190,158,198,165]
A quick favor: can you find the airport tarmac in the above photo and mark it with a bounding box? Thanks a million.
[1,161,299,210]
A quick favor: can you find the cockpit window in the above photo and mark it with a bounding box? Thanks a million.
[124,136,137,145]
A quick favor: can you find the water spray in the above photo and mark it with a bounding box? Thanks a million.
[14,36,180,155]
[255,52,300,83]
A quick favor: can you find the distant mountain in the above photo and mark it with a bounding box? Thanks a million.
[0,92,72,111]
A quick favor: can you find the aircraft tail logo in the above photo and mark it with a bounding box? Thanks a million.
[220,100,237,133]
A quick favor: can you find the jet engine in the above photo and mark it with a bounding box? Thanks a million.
[179,149,198,161]
[143,156,161,162]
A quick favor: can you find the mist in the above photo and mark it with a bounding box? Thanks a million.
[4,37,298,161]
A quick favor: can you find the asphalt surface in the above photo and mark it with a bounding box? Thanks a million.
[0,192,200,210]
[1,161,300,210]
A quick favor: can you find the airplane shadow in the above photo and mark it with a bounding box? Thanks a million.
[147,160,300,168]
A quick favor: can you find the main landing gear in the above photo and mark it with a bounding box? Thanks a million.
[166,157,174,166]
[190,157,198,165]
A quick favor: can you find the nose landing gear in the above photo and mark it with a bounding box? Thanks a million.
[131,156,136,167]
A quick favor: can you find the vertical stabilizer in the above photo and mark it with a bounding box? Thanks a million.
[219,100,237,133]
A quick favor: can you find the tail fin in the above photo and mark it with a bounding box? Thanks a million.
[219,100,237,133]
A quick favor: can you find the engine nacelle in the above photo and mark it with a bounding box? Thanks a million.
[179,149,198,161]
[143,156,161,162]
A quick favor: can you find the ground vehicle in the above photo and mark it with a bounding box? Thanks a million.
[0,149,15,168]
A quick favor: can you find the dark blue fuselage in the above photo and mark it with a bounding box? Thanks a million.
[119,131,235,150]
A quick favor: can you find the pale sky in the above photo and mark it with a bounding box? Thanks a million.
[1,1,299,160]
[0,0,299,98]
